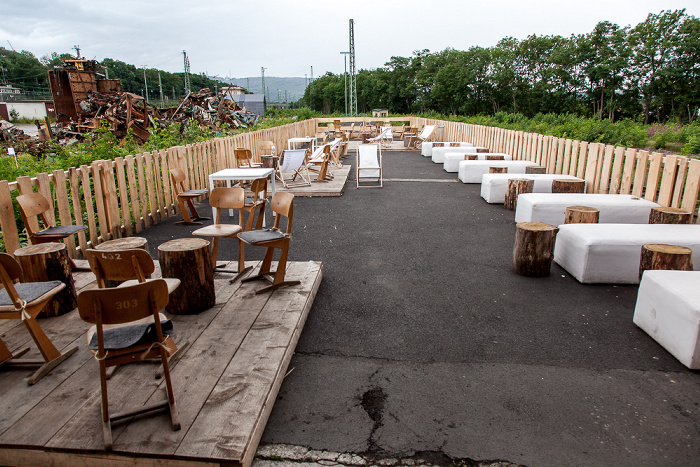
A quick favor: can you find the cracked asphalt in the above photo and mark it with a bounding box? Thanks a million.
[140,149,700,467]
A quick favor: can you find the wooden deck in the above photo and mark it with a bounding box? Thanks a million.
[0,259,322,466]
[276,165,350,197]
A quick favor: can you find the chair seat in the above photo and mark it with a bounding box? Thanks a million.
[192,224,242,238]
[119,277,181,294]
[0,280,64,310]
[238,229,286,244]
[180,189,209,196]
[34,225,88,236]
[87,314,173,351]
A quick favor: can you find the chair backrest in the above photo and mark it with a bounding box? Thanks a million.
[358,144,380,170]
[234,148,255,167]
[78,280,169,326]
[87,248,155,287]
[269,192,294,234]
[280,149,307,172]
[419,125,436,139]
[258,140,275,156]
[169,168,187,195]
[249,178,267,201]
[16,192,53,235]
[0,253,24,308]
[209,186,245,224]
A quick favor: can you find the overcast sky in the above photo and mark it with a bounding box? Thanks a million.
[2,0,698,79]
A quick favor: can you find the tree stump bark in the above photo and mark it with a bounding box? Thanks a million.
[648,206,693,224]
[639,243,694,279]
[95,237,150,287]
[14,243,77,317]
[489,166,508,173]
[432,143,444,148]
[551,179,586,193]
[477,147,489,153]
[504,178,534,211]
[486,155,505,160]
[512,222,559,277]
[467,155,479,161]
[526,166,547,174]
[565,206,600,224]
[158,238,215,315]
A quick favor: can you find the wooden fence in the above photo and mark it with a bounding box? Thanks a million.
[414,117,700,221]
[0,119,316,257]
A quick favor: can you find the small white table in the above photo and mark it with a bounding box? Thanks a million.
[287,137,316,153]
[208,168,276,222]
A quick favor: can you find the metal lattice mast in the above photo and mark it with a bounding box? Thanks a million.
[183,50,191,92]
[261,67,266,97]
[349,19,357,116]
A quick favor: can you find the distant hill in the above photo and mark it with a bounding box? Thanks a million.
[214,76,308,103]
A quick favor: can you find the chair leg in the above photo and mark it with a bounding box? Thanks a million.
[100,361,113,450]
[158,346,181,431]
[228,239,252,284]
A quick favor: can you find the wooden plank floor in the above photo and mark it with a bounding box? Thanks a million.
[276,165,349,197]
[0,259,322,466]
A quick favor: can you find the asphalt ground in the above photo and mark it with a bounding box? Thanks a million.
[139,149,699,467]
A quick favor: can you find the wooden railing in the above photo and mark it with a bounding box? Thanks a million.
[414,117,700,221]
[0,119,316,257]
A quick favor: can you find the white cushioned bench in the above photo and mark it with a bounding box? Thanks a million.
[514,193,659,225]
[444,153,512,172]
[553,224,700,284]
[421,142,472,157]
[633,270,700,369]
[458,160,538,183]
[432,146,477,164]
[480,174,583,203]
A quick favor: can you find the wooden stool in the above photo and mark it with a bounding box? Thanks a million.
[158,238,215,315]
[552,179,585,193]
[565,206,600,224]
[486,155,505,160]
[639,244,694,279]
[260,155,278,170]
[477,148,489,153]
[649,206,693,224]
[467,155,479,161]
[512,222,558,277]
[14,243,77,317]
[490,166,508,174]
[95,237,150,287]
[505,178,534,211]
[526,166,547,174]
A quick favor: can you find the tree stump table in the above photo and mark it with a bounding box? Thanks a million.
[648,206,693,224]
[158,238,215,315]
[489,166,508,174]
[526,166,547,174]
[552,179,586,193]
[512,222,559,277]
[14,242,77,317]
[565,206,600,224]
[95,237,150,287]
[639,243,694,279]
[504,178,534,211]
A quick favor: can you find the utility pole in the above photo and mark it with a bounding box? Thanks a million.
[310,66,314,111]
[261,67,266,99]
[72,45,81,59]
[158,71,164,108]
[340,52,349,116]
[349,19,357,116]
[183,50,191,92]
[142,67,149,103]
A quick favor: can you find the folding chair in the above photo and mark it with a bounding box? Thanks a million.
[0,252,78,385]
[239,192,300,294]
[192,186,252,283]
[78,280,180,449]
[306,144,334,181]
[413,124,437,147]
[169,168,210,225]
[356,143,383,188]
[234,148,262,168]
[278,149,311,188]
[369,126,393,148]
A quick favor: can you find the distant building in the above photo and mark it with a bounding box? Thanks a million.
[227,93,266,115]
[0,85,22,102]
[372,108,388,117]
[221,86,246,96]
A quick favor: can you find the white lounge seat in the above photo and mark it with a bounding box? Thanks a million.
[278,149,311,187]
[633,270,700,369]
[480,174,583,203]
[553,223,700,284]
[356,143,382,188]
[422,142,473,157]
[458,160,538,183]
[514,193,660,225]
[444,153,512,172]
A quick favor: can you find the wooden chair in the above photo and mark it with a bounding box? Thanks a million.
[244,178,268,231]
[258,140,276,157]
[239,192,300,294]
[412,124,437,147]
[234,148,262,168]
[306,144,334,181]
[77,280,180,449]
[191,187,252,283]
[169,168,210,225]
[0,252,78,385]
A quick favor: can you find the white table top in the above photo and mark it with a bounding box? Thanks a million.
[209,168,274,180]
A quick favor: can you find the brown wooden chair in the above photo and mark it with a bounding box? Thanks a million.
[234,148,262,168]
[239,192,300,294]
[0,252,78,385]
[244,178,268,231]
[258,140,276,157]
[306,144,334,181]
[16,193,87,267]
[77,280,180,449]
[169,168,210,225]
[192,187,252,283]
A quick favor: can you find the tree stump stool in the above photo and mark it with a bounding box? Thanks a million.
[486,155,505,160]
[467,155,479,161]
[433,143,444,148]
[95,237,150,287]
[526,166,547,174]
[504,178,534,211]
[648,206,693,224]
[552,179,586,193]
[489,166,508,173]
[477,147,489,153]
[639,244,694,279]
[260,155,278,170]
[14,243,77,317]
[158,238,215,315]
[512,222,559,277]
[565,206,600,224]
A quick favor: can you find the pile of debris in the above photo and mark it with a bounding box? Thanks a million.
[161,87,260,131]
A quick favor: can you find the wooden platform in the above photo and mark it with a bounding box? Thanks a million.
[0,260,322,466]
[276,165,350,197]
